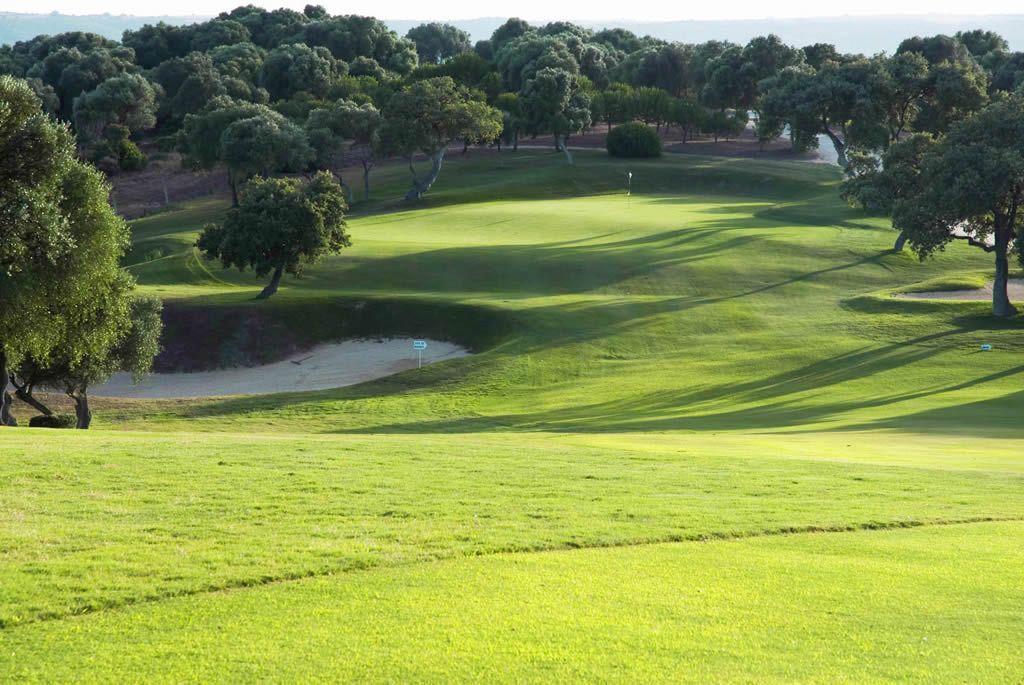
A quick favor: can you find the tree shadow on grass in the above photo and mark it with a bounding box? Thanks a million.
[161,294,1004,436]
[324,328,981,435]
[838,385,1024,438]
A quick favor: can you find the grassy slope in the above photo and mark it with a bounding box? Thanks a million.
[103,152,1024,437]
[2,151,1023,681]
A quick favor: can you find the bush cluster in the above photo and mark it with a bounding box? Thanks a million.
[606,122,662,158]
[28,414,77,429]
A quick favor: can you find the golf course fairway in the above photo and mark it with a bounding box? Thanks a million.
[2,151,1022,682]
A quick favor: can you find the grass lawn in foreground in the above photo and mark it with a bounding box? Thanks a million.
[3,521,1021,682]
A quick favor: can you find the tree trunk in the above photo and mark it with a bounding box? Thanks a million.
[823,127,848,167]
[0,350,13,427]
[339,179,354,205]
[462,140,469,154]
[404,148,446,201]
[0,393,14,427]
[513,131,519,152]
[992,231,1017,318]
[556,134,574,165]
[362,162,372,201]
[893,231,908,252]
[256,266,284,300]
[73,392,92,429]
[12,381,53,416]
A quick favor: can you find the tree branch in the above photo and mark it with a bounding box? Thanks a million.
[951,233,997,252]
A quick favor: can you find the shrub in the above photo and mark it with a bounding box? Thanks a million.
[119,142,148,171]
[29,414,76,429]
[119,140,148,171]
[606,122,662,158]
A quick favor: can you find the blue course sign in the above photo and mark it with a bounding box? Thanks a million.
[413,340,428,350]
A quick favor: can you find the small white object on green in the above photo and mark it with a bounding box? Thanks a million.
[980,344,993,351]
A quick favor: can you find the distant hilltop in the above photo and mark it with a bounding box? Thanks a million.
[0,12,206,46]
[3,12,1024,53]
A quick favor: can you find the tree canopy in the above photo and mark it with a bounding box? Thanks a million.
[379,77,502,200]
[196,172,351,299]
[892,96,1024,317]
[0,75,156,427]
[406,23,472,65]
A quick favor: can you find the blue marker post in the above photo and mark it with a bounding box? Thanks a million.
[413,339,428,368]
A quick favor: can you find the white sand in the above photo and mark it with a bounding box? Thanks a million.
[893,279,1024,301]
[93,338,469,399]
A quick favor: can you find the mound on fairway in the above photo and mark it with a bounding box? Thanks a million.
[894,278,1024,301]
[93,338,468,398]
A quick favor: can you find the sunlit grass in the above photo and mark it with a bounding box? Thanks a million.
[2,150,1022,681]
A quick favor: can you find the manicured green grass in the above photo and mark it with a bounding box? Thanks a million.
[2,150,1023,681]
[4,521,1022,682]
[99,152,1023,438]
[2,429,1022,630]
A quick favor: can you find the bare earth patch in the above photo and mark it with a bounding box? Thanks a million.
[893,279,1024,301]
[93,338,468,399]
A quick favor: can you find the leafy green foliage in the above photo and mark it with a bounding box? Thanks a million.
[88,123,148,172]
[406,23,472,65]
[520,67,592,150]
[220,110,313,180]
[72,73,157,143]
[291,15,418,75]
[189,19,251,54]
[196,172,350,298]
[703,109,748,141]
[304,98,382,186]
[495,34,580,92]
[28,44,137,120]
[122,22,193,69]
[841,133,936,214]
[378,77,501,198]
[179,97,312,202]
[27,413,76,428]
[1,77,149,426]
[606,121,662,157]
[0,75,77,367]
[489,17,533,55]
[259,43,344,101]
[210,41,266,82]
[892,96,1024,315]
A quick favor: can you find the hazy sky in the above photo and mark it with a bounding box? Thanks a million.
[6,0,1024,20]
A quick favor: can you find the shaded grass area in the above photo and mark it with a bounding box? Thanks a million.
[3,521,1022,683]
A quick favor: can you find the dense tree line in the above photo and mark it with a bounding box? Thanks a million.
[3,12,1024,314]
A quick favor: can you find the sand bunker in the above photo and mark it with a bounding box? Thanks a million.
[93,338,468,399]
[893,279,1024,301]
